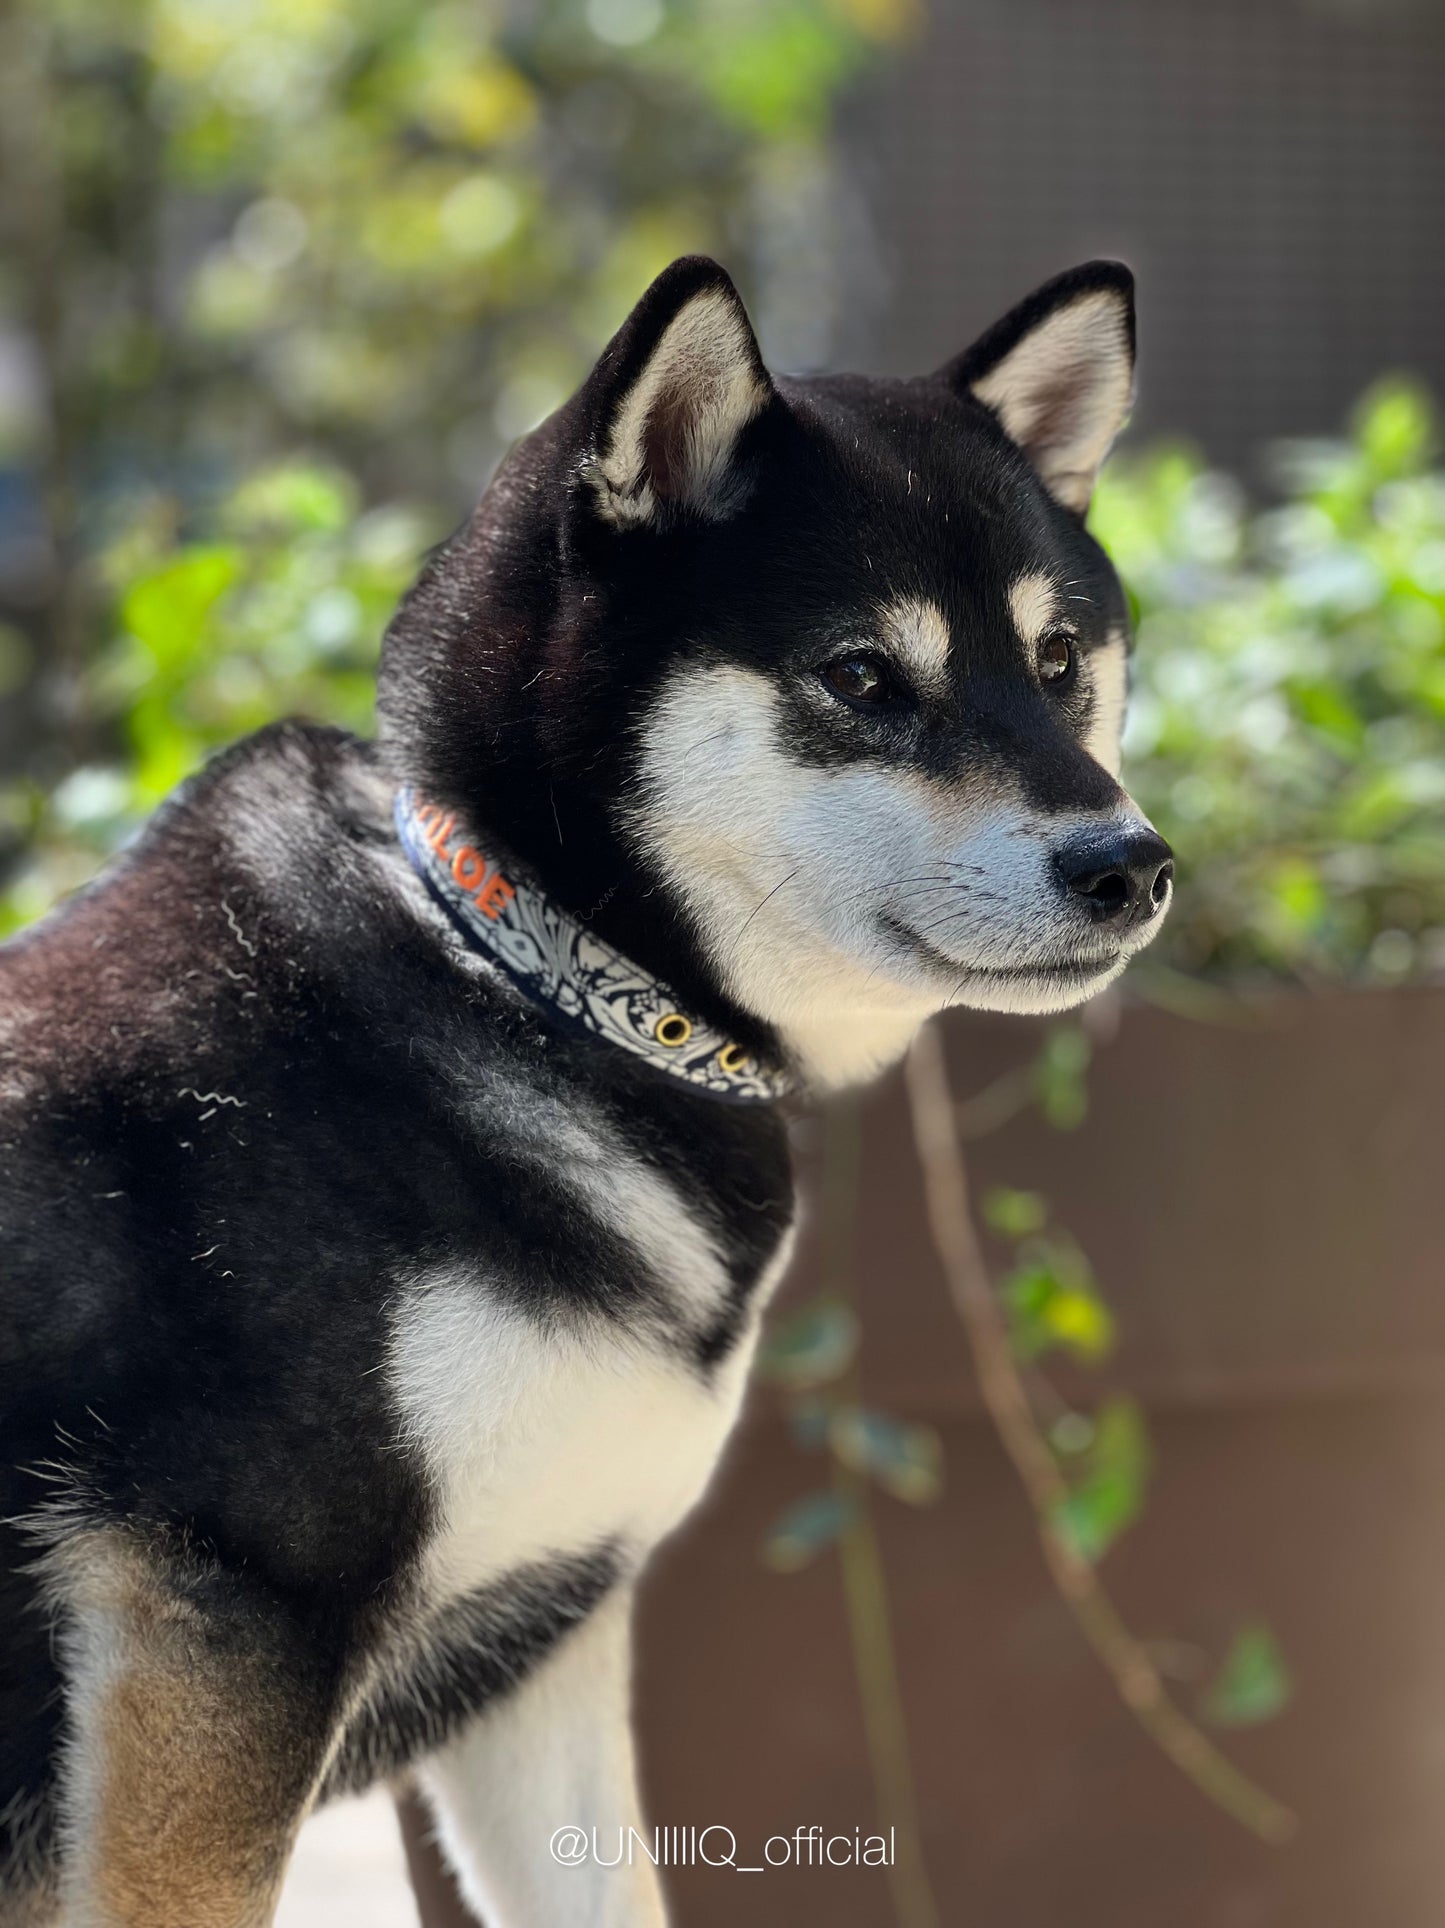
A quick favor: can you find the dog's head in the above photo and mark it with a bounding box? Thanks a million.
[380,256,1171,1088]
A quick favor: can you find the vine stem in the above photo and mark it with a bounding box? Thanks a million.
[833,1459,941,1928]
[903,1022,1298,1847]
[821,1104,940,1928]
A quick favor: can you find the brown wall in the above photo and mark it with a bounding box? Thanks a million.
[633,989,1445,1926]
[825,985,1445,1412]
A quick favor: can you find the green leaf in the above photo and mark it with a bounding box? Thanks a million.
[1353,378,1436,476]
[1041,1287,1115,1360]
[982,1187,1049,1239]
[120,547,242,672]
[755,1301,858,1391]
[762,1490,853,1572]
[1003,1245,1115,1364]
[829,1407,943,1505]
[1201,1623,1293,1728]
[1050,1398,1150,1563]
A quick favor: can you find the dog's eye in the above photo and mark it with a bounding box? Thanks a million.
[821,653,894,706]
[1038,629,1077,686]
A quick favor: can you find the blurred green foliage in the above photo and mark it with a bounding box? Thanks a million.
[762,1487,855,1573]
[978,1161,1286,1725]
[759,1287,944,1552]
[0,0,912,933]
[828,1405,942,1505]
[1,0,1440,989]
[1002,1239,1115,1366]
[1049,1396,1150,1565]
[986,1183,1143,1559]
[1,459,433,929]
[756,1298,862,1393]
[1093,379,1445,986]
[1201,1623,1294,1730]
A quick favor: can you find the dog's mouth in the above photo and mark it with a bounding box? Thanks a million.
[880,914,1125,986]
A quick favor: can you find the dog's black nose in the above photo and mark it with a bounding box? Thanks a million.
[1057,827,1174,928]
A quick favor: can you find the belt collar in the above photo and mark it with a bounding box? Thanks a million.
[394,786,790,1105]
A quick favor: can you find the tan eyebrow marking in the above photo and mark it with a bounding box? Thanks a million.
[1008,571,1060,647]
[877,596,951,693]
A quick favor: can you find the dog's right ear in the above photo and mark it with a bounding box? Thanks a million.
[578,256,774,531]
[939,261,1136,515]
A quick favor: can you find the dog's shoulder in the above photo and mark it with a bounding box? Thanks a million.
[0,721,378,1059]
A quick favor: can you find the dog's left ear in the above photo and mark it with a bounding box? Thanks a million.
[940,261,1135,514]
[580,255,774,530]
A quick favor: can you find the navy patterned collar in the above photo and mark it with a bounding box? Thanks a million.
[394,787,791,1105]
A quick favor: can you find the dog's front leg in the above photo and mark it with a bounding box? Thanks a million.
[416,1588,667,1928]
[47,1530,333,1928]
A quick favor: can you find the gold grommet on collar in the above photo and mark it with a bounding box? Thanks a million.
[717,1042,750,1074]
[654,1013,692,1048]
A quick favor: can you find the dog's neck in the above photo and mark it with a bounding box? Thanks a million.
[773,1002,938,1092]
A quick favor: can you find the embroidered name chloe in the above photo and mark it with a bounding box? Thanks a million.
[414,799,517,921]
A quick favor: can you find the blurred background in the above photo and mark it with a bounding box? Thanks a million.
[1,2,1443,1924]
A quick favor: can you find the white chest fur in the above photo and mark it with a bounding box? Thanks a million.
[385,1115,794,1604]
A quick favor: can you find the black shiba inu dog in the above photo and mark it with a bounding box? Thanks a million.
[0,256,1171,1927]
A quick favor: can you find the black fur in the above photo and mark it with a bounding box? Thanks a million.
[320,1546,622,1800]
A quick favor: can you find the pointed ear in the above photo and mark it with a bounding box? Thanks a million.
[580,256,773,529]
[940,261,1136,514]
